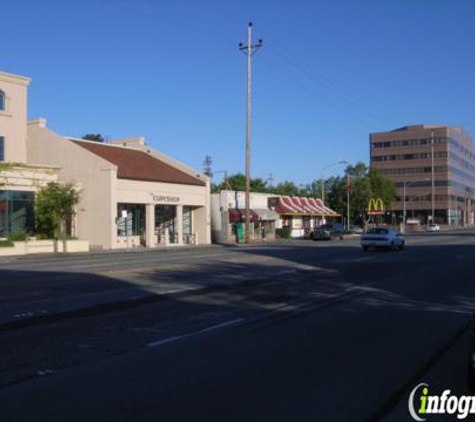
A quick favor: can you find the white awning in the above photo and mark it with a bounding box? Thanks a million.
[254,209,280,221]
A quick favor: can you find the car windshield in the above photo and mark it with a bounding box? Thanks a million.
[366,228,388,235]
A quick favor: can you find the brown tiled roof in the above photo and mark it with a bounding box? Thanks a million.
[72,140,205,186]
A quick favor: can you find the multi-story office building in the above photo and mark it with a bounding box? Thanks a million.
[370,125,475,225]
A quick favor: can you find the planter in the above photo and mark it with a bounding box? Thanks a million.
[0,239,90,256]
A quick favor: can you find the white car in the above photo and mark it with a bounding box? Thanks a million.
[427,224,440,232]
[361,227,405,251]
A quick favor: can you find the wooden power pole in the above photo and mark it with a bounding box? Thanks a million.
[239,22,262,243]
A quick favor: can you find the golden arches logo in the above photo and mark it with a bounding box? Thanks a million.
[367,197,385,215]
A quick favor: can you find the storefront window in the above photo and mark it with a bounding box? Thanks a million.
[282,216,293,228]
[117,203,145,237]
[0,136,4,162]
[0,190,35,237]
[183,206,193,243]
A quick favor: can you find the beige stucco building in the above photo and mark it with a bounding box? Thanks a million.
[1,68,211,248]
[0,70,59,237]
[28,122,211,249]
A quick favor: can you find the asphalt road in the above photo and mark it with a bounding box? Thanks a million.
[0,230,474,421]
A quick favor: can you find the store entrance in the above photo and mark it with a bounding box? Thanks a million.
[155,205,177,244]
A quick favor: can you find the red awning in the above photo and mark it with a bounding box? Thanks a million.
[278,196,302,213]
[291,197,314,213]
[273,196,340,217]
[301,197,321,213]
[228,209,259,223]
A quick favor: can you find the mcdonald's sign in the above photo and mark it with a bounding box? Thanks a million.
[367,197,385,215]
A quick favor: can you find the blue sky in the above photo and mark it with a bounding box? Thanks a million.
[2,0,475,185]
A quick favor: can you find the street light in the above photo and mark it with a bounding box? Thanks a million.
[321,160,349,206]
[430,131,435,225]
[402,178,429,232]
[402,180,417,233]
[321,160,350,229]
[341,161,351,231]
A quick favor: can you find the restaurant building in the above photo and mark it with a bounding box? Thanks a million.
[370,125,475,225]
[270,195,339,238]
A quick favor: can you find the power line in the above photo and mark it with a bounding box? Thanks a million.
[102,0,237,46]
[259,32,394,127]
[256,53,378,131]
[104,1,394,129]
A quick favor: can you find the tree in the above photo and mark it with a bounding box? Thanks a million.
[82,134,105,143]
[303,179,324,199]
[369,167,396,210]
[325,162,396,226]
[219,173,269,193]
[35,182,79,253]
[271,181,299,196]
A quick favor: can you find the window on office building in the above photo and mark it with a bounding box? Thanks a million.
[0,90,5,111]
[0,137,4,161]
[0,191,35,237]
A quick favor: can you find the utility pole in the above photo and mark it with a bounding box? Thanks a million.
[239,22,263,243]
[321,177,325,205]
[346,168,350,231]
[403,180,407,232]
[267,173,274,188]
[431,131,435,224]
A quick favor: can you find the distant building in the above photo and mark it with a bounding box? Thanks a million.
[370,125,475,225]
[211,191,279,243]
[211,191,339,242]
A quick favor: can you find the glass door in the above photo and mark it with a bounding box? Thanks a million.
[155,205,177,244]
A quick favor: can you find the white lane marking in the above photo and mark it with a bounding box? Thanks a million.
[148,318,245,348]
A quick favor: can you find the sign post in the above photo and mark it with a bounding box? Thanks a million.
[367,198,385,227]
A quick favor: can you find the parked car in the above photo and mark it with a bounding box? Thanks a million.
[427,223,440,232]
[350,225,364,234]
[361,227,405,251]
[312,223,345,241]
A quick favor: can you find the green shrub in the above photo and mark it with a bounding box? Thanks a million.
[0,239,14,247]
[275,227,292,239]
[8,231,28,242]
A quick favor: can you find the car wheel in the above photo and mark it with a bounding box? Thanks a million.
[362,245,369,251]
[399,241,405,251]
